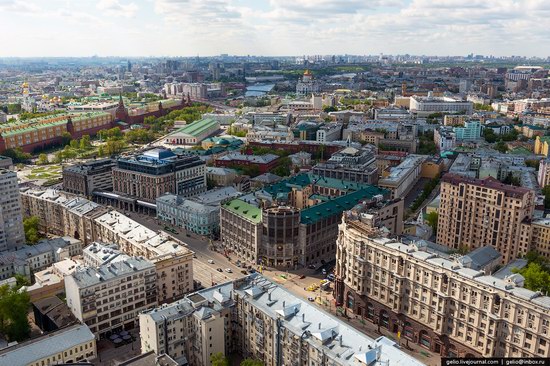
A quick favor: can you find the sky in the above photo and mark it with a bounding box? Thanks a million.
[1,0,549,57]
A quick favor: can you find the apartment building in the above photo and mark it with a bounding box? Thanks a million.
[62,159,115,197]
[113,148,206,202]
[378,155,427,199]
[20,187,107,245]
[20,188,195,303]
[521,218,550,260]
[0,169,25,252]
[65,256,157,336]
[453,120,482,141]
[434,127,456,151]
[0,236,82,281]
[140,274,424,366]
[93,211,194,303]
[335,214,550,358]
[437,173,535,263]
[0,324,96,366]
[538,158,550,187]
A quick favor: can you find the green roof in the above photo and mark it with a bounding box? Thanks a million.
[509,147,532,155]
[222,199,262,223]
[0,111,110,137]
[262,173,371,197]
[300,187,388,225]
[175,118,218,137]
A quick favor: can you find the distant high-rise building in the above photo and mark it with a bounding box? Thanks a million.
[0,169,25,252]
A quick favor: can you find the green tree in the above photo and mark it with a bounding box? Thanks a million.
[7,103,21,114]
[3,148,31,163]
[542,186,550,209]
[513,263,550,294]
[210,352,229,366]
[207,177,217,190]
[494,140,508,153]
[323,106,337,113]
[69,139,79,149]
[0,283,31,342]
[79,135,91,150]
[483,128,497,143]
[97,145,105,157]
[23,216,42,244]
[425,212,438,234]
[104,139,126,156]
[241,360,264,366]
[37,153,49,165]
[14,274,30,288]
[124,128,156,144]
[61,132,72,147]
[273,156,291,177]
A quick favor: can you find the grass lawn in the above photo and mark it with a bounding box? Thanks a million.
[28,165,62,180]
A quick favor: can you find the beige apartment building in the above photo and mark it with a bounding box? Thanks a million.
[20,187,195,304]
[334,213,550,359]
[65,256,157,337]
[437,173,535,263]
[140,274,424,366]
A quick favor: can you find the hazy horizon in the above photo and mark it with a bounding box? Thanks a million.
[1,0,549,58]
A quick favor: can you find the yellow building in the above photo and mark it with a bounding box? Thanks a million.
[535,136,550,157]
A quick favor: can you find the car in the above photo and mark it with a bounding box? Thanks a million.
[308,264,316,269]
[322,269,327,275]
[247,268,256,274]
[241,270,248,275]
[307,297,315,302]
[192,254,197,259]
[327,274,335,281]
[225,268,232,273]
[208,260,215,264]
[299,275,306,279]
[216,268,223,272]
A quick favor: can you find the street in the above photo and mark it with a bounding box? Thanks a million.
[124,210,441,366]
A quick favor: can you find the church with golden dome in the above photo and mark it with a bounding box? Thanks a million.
[296,69,320,95]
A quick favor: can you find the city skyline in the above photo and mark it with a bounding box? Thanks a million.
[1,0,550,58]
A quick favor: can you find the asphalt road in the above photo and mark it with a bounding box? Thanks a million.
[126,212,440,365]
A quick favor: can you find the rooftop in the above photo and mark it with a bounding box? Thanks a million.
[0,325,95,365]
[221,199,262,223]
[173,118,219,137]
[301,187,388,225]
[442,173,532,198]
[70,256,154,288]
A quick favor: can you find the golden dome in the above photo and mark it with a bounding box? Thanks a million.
[303,69,312,76]
[22,82,29,88]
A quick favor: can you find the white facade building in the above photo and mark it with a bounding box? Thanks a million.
[65,256,157,336]
[0,169,25,252]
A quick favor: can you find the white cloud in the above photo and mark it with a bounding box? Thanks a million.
[0,0,40,13]
[97,0,139,18]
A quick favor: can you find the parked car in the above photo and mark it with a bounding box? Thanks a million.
[216,268,223,272]
[247,268,256,274]
[241,270,248,275]
[307,297,315,302]
[208,260,215,264]
[299,275,306,279]
[225,268,232,273]
[327,274,335,281]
